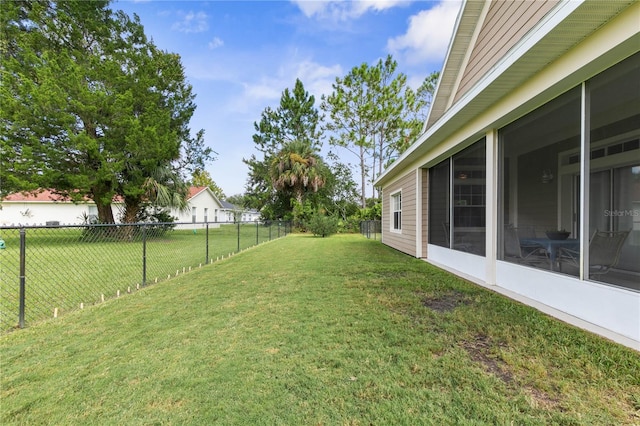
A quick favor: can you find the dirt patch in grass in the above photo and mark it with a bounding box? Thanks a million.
[462,334,562,411]
[523,385,562,411]
[462,334,513,384]
[421,291,471,313]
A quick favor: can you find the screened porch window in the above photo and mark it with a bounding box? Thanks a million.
[499,87,581,272]
[428,138,486,255]
[499,52,639,291]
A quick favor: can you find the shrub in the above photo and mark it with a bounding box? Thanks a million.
[80,207,176,242]
[337,217,360,233]
[306,213,338,238]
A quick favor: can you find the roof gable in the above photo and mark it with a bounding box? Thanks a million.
[427,1,560,130]
[425,0,634,132]
[454,1,559,105]
[187,186,208,200]
[378,0,637,187]
[425,0,484,131]
[186,186,223,206]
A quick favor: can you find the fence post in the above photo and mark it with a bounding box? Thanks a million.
[237,221,240,253]
[142,224,147,287]
[256,221,259,245]
[206,222,209,264]
[19,228,26,328]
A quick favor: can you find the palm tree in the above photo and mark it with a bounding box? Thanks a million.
[269,140,326,206]
[121,165,190,223]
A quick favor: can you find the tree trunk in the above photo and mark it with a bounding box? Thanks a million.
[120,200,141,241]
[360,144,366,208]
[123,200,140,224]
[95,200,115,224]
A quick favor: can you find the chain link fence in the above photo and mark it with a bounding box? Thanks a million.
[360,220,381,240]
[0,221,290,332]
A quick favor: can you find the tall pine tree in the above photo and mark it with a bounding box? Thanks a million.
[244,79,326,219]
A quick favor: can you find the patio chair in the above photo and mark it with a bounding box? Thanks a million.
[503,225,548,266]
[443,222,473,252]
[558,229,630,276]
[516,224,540,256]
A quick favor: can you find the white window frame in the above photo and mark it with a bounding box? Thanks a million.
[391,191,402,233]
[88,205,98,223]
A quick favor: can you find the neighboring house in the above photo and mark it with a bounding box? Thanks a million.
[374,1,639,348]
[0,189,122,226]
[0,186,243,227]
[218,200,261,223]
[171,186,223,228]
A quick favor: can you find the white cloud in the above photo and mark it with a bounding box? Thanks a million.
[292,0,329,18]
[291,0,408,21]
[232,59,341,113]
[242,82,283,103]
[208,37,224,50]
[294,60,342,99]
[171,11,209,34]
[387,1,461,64]
[352,0,411,16]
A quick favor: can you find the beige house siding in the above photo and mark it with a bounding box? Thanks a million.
[381,170,418,257]
[421,169,429,258]
[454,0,558,103]
[375,0,640,349]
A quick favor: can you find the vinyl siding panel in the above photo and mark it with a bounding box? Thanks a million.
[376,0,640,348]
[421,168,429,258]
[382,170,418,257]
[454,0,558,103]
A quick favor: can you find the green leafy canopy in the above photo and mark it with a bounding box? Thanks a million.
[0,0,214,222]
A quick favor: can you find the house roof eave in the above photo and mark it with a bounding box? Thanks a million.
[376,0,636,189]
[424,0,485,133]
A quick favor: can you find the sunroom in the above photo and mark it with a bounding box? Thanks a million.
[375,1,639,346]
[429,53,639,292]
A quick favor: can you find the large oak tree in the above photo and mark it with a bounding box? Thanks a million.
[0,0,212,222]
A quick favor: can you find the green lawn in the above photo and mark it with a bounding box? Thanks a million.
[1,234,638,425]
[0,223,284,330]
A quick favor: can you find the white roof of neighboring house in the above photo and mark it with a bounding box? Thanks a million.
[2,189,123,203]
[3,187,214,204]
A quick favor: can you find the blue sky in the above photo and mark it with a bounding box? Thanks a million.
[115,0,461,197]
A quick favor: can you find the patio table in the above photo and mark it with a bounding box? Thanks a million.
[520,238,580,270]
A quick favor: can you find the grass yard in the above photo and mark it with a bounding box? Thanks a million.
[0,223,282,330]
[1,234,638,424]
